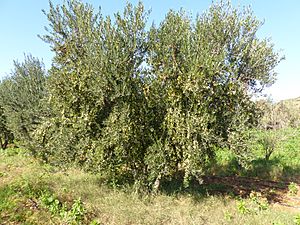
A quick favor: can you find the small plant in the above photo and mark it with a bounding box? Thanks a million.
[39,192,63,214]
[288,182,298,196]
[66,198,86,223]
[237,200,250,214]
[249,191,269,211]
[224,211,233,221]
[39,192,87,224]
[237,192,269,216]
[89,220,101,225]
[295,214,300,225]
[0,172,6,177]
[258,131,278,161]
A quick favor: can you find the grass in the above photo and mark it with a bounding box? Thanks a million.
[1,146,300,224]
[212,128,300,181]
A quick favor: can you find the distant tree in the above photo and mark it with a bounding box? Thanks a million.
[257,98,300,129]
[0,55,48,150]
[0,106,13,149]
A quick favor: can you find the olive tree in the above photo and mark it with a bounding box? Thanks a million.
[146,2,282,186]
[0,106,13,149]
[37,0,282,190]
[0,55,48,149]
[39,0,153,186]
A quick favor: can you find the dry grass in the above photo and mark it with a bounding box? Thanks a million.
[0,148,299,225]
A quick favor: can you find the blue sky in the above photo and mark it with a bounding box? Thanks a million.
[0,0,299,101]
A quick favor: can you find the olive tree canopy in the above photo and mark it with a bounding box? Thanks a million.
[34,0,282,190]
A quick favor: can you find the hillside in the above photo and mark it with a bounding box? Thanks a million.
[280,96,300,110]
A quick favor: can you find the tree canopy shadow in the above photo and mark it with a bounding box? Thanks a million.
[158,156,300,204]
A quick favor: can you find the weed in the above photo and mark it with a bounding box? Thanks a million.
[237,200,250,214]
[67,198,86,223]
[39,192,87,224]
[0,171,6,177]
[295,214,300,225]
[0,186,16,212]
[89,220,101,225]
[288,182,298,196]
[224,211,233,221]
[249,191,269,211]
[40,192,63,214]
[237,192,269,216]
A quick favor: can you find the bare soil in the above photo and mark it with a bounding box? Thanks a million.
[203,175,300,210]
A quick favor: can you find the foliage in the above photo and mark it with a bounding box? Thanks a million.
[40,192,86,224]
[295,214,300,225]
[237,200,251,214]
[249,191,269,211]
[255,128,298,161]
[257,130,280,160]
[209,127,300,181]
[0,55,48,150]
[237,192,268,215]
[145,1,281,186]
[0,106,13,149]
[257,97,300,129]
[37,1,152,185]
[32,0,282,190]
[0,0,282,191]
[288,182,298,196]
[40,192,63,215]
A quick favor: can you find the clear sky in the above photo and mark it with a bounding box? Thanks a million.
[0,0,299,101]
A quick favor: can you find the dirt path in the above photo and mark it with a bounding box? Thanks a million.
[203,175,300,210]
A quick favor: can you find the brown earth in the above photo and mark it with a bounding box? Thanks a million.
[202,175,300,211]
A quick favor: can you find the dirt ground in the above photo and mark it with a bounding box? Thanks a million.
[203,175,300,211]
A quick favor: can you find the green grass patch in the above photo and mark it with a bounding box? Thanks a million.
[210,128,300,181]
